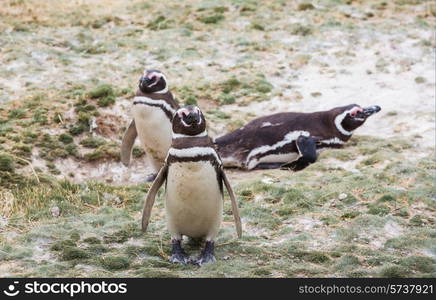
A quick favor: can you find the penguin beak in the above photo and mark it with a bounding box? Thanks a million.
[357,105,381,119]
[184,112,200,126]
[139,76,155,87]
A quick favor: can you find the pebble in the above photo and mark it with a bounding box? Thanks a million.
[338,193,348,200]
[50,206,60,217]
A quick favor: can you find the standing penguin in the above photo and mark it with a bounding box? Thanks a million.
[121,69,180,181]
[215,104,381,171]
[142,106,242,265]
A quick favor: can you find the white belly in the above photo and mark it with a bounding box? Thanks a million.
[132,105,172,163]
[247,152,300,169]
[165,161,223,239]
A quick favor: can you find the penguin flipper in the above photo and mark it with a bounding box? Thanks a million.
[220,168,242,238]
[121,120,138,167]
[281,136,317,171]
[142,164,168,232]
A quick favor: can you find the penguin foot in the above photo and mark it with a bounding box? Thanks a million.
[193,241,216,266]
[169,239,189,264]
[281,159,310,171]
[144,173,157,182]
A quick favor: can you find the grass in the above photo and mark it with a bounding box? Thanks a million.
[0,0,434,278]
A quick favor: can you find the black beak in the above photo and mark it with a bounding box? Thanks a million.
[139,76,154,86]
[184,112,200,125]
[358,105,381,118]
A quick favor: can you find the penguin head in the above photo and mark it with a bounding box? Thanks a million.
[139,69,168,93]
[336,104,381,132]
[172,106,206,136]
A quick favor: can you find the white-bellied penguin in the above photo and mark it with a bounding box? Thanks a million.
[141,105,242,265]
[215,104,381,171]
[121,69,180,181]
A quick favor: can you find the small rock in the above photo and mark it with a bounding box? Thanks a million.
[261,177,274,184]
[338,193,348,200]
[89,117,98,132]
[223,256,230,260]
[50,206,60,217]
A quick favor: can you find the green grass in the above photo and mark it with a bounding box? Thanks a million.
[0,0,434,278]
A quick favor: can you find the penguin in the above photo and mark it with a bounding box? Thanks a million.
[121,69,180,181]
[214,104,381,171]
[141,105,242,265]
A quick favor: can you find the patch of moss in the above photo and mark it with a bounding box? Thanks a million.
[32,108,48,125]
[289,24,313,36]
[11,145,28,161]
[83,143,119,162]
[219,93,236,104]
[253,267,272,276]
[88,84,116,107]
[207,110,230,119]
[69,123,88,136]
[132,146,145,158]
[103,229,130,244]
[414,76,426,84]
[221,77,241,93]
[147,15,171,30]
[70,231,81,241]
[87,244,110,255]
[198,14,225,24]
[335,254,360,272]
[0,154,15,172]
[254,79,273,93]
[50,240,77,252]
[377,194,396,202]
[22,131,38,144]
[65,144,80,158]
[380,265,409,278]
[0,171,32,188]
[293,251,331,264]
[399,256,436,273]
[409,215,424,226]
[100,256,130,270]
[297,3,315,11]
[251,23,265,31]
[367,203,390,216]
[341,211,360,219]
[61,246,90,260]
[80,136,106,148]
[8,109,26,119]
[58,133,74,144]
[83,237,101,245]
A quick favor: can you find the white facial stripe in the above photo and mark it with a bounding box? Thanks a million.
[246,130,310,167]
[134,96,176,116]
[261,122,272,128]
[334,108,358,136]
[320,137,345,145]
[172,131,208,139]
[168,147,222,164]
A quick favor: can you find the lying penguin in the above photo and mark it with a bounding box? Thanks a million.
[142,105,242,265]
[215,104,381,171]
[121,69,180,181]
